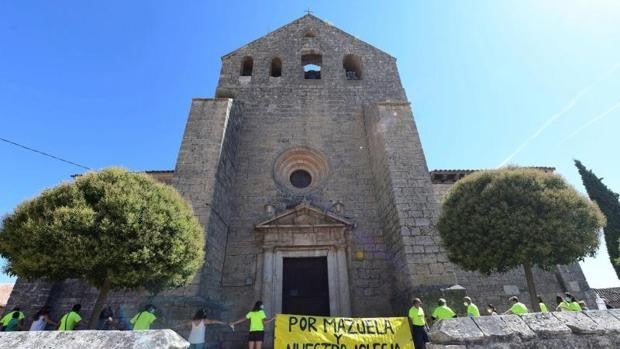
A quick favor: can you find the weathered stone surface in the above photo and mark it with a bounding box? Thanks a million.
[430,317,485,343]
[0,330,189,349]
[520,312,571,337]
[584,309,620,333]
[426,310,620,348]
[607,308,620,321]
[553,311,602,334]
[498,315,536,340]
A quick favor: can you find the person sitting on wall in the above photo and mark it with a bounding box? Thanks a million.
[463,297,480,317]
[130,304,157,330]
[431,298,457,322]
[503,296,528,315]
[408,298,429,349]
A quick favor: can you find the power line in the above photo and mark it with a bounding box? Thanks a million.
[0,137,91,170]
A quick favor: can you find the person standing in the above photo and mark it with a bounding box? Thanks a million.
[537,296,549,313]
[1,306,25,330]
[230,301,274,349]
[503,296,528,315]
[431,298,457,322]
[556,295,571,312]
[58,304,82,331]
[131,304,157,330]
[184,309,227,349]
[4,312,22,331]
[567,295,582,312]
[464,297,480,317]
[30,305,57,331]
[97,305,114,330]
[486,304,498,316]
[116,304,132,330]
[408,298,428,349]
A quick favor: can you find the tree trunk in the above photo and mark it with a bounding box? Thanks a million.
[88,278,112,329]
[523,264,539,312]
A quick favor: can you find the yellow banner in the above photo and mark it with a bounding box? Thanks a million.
[274,314,414,349]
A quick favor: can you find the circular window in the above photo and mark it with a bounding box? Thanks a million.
[290,170,312,188]
[273,147,329,192]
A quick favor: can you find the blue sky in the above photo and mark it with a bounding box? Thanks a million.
[1,1,619,288]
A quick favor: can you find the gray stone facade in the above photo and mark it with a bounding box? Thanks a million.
[427,309,620,348]
[5,15,595,348]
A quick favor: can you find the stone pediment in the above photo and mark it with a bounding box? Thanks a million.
[255,201,353,229]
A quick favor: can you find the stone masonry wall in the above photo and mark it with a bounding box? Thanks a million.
[364,102,455,314]
[428,309,620,348]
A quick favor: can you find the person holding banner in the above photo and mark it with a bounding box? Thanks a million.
[230,301,274,349]
[408,298,429,349]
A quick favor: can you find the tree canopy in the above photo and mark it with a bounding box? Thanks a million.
[0,167,204,327]
[575,160,620,278]
[437,167,605,309]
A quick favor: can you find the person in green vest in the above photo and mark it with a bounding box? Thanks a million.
[567,295,582,312]
[503,296,528,315]
[408,298,428,349]
[131,304,157,330]
[58,304,82,331]
[537,295,549,313]
[4,311,22,331]
[1,306,25,330]
[556,295,571,311]
[230,301,274,349]
[464,297,480,317]
[431,298,457,321]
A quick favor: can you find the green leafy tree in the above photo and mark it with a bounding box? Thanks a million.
[437,168,605,311]
[0,168,204,328]
[575,160,620,279]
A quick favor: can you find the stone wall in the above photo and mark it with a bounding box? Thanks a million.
[0,329,188,349]
[428,309,620,348]
[364,102,455,312]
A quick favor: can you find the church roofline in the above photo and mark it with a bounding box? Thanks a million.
[430,167,556,184]
[221,14,395,61]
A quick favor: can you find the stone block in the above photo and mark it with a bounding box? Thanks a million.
[498,315,536,340]
[430,317,485,344]
[553,311,602,334]
[584,309,620,333]
[520,312,571,338]
[0,330,189,349]
[473,315,528,342]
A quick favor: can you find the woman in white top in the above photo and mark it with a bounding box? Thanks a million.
[184,309,226,349]
[30,305,57,331]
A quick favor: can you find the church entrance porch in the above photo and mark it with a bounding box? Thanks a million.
[282,257,330,316]
[255,201,352,317]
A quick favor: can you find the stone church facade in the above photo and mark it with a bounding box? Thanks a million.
[7,15,592,347]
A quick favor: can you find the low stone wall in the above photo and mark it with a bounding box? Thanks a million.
[428,309,620,348]
[0,329,189,349]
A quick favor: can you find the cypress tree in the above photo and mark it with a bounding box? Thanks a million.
[575,160,620,279]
